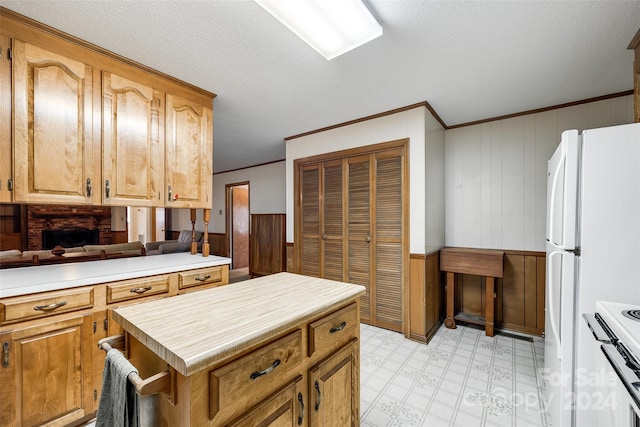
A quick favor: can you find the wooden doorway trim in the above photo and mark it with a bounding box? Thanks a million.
[225,181,250,268]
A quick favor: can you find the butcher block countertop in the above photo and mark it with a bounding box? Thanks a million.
[112,272,366,376]
[0,253,231,298]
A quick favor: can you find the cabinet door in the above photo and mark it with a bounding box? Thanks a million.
[102,72,163,206]
[12,40,99,204]
[347,155,372,323]
[165,94,212,208]
[299,164,321,277]
[227,376,304,427]
[309,339,359,427]
[0,314,93,426]
[0,35,12,202]
[373,150,405,332]
[322,159,345,281]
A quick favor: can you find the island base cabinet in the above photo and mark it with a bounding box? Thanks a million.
[309,339,359,427]
[0,314,94,427]
[227,376,304,427]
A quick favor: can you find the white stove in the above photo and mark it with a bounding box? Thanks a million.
[583,301,640,427]
[597,301,640,353]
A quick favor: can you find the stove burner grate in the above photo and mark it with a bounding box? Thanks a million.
[622,309,640,322]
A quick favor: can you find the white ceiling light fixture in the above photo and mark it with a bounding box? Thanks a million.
[255,0,382,60]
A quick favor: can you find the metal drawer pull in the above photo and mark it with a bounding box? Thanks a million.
[3,342,9,368]
[195,275,211,282]
[330,321,347,333]
[297,392,304,425]
[250,359,281,380]
[34,301,67,311]
[130,286,152,294]
[314,380,322,411]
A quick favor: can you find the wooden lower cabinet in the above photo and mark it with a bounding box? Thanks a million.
[0,262,229,427]
[228,376,304,427]
[309,339,359,427]
[0,314,94,426]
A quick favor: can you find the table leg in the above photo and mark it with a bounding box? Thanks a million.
[485,276,495,337]
[444,272,456,329]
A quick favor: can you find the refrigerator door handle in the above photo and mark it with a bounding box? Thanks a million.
[548,156,564,247]
[547,250,562,360]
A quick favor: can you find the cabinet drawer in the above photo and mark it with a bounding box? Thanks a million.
[106,275,170,304]
[0,287,94,324]
[308,303,358,357]
[178,266,223,289]
[209,330,302,421]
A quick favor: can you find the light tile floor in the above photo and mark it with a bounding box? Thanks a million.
[360,323,548,427]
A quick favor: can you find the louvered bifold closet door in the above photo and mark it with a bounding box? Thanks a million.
[374,150,404,332]
[322,160,345,281]
[347,155,372,323]
[300,165,321,277]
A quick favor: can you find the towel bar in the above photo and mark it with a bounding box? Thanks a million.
[98,335,175,402]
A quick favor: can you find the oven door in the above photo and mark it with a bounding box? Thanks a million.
[599,344,640,426]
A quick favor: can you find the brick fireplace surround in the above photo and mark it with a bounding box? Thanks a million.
[27,205,112,251]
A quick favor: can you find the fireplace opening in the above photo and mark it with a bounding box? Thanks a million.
[42,228,100,249]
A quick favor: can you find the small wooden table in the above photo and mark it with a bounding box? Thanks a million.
[440,247,504,336]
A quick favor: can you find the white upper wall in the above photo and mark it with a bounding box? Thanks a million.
[172,161,286,233]
[285,106,444,255]
[444,94,634,252]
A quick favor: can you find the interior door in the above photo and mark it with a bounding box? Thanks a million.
[229,184,249,269]
[546,129,579,248]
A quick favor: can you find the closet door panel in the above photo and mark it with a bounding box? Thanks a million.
[300,165,321,277]
[374,152,404,332]
[322,160,344,281]
[347,156,372,322]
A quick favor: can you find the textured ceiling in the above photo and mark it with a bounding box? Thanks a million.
[2,1,639,172]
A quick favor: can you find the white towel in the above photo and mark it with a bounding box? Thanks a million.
[96,348,140,427]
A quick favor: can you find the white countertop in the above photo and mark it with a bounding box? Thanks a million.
[0,253,231,298]
[112,272,366,376]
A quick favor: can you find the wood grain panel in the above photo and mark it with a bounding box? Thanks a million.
[249,214,286,277]
[300,166,320,277]
[409,255,426,338]
[536,256,546,331]
[501,254,525,326]
[524,255,538,328]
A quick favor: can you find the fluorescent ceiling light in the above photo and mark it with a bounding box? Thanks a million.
[255,0,382,60]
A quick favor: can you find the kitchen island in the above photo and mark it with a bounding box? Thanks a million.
[110,272,366,426]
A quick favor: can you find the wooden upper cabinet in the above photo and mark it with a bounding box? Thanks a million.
[0,35,12,203]
[12,40,99,205]
[102,72,163,206]
[165,94,212,208]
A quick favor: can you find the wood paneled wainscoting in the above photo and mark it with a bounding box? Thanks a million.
[453,250,546,337]
[408,251,445,343]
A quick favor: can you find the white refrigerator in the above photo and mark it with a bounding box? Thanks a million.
[545,122,640,427]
